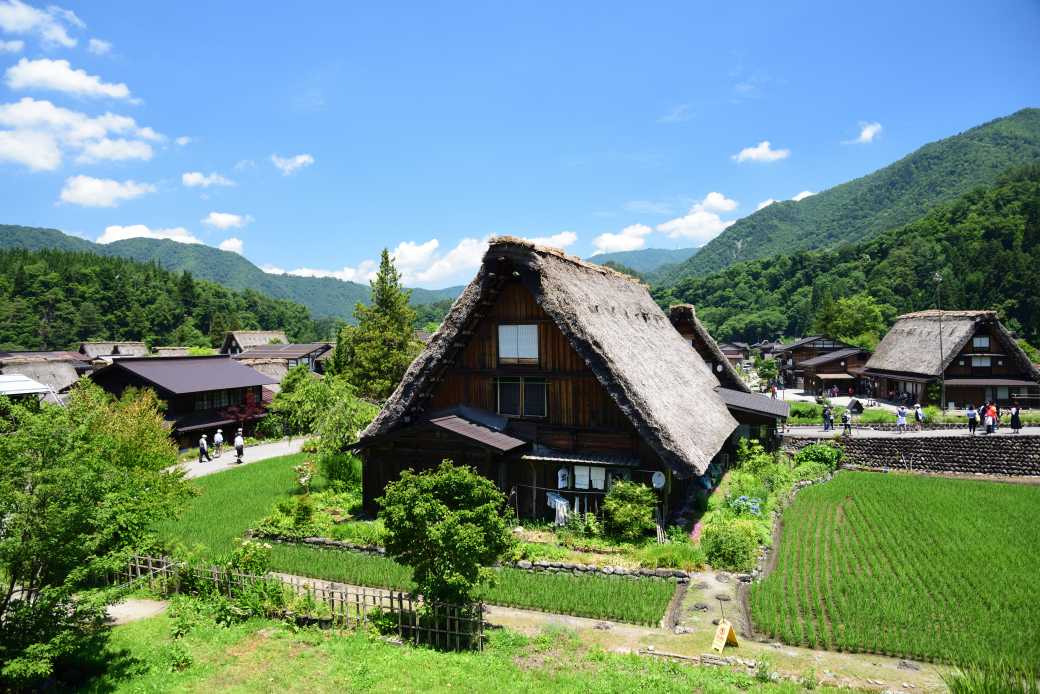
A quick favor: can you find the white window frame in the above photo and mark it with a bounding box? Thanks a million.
[498,324,539,364]
[971,356,991,368]
[973,336,991,349]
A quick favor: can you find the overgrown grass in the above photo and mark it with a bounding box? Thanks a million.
[786,402,846,423]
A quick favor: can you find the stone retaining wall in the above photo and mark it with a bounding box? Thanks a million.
[840,436,1040,476]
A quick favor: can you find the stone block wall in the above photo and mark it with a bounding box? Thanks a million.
[840,436,1040,476]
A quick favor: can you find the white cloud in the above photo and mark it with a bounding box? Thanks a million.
[218,237,243,254]
[657,104,692,123]
[287,260,377,283]
[87,38,110,54]
[5,58,133,100]
[625,200,674,214]
[791,190,814,201]
[842,121,883,145]
[260,263,285,274]
[522,231,578,248]
[59,174,155,207]
[0,97,161,170]
[655,192,739,244]
[96,224,203,245]
[201,212,252,230]
[234,158,255,170]
[182,171,234,187]
[175,135,192,146]
[591,223,652,255]
[0,38,22,52]
[757,199,776,211]
[0,0,82,48]
[732,140,790,163]
[271,153,313,175]
[410,237,489,283]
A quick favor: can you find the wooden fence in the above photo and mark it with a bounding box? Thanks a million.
[109,554,485,652]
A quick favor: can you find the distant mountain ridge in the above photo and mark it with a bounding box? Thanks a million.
[656,107,1040,285]
[0,225,462,323]
[586,247,698,272]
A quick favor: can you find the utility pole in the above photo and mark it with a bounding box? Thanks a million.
[934,273,945,412]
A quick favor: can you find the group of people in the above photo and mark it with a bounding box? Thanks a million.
[198,428,246,463]
[821,404,854,436]
[966,401,1024,436]
[889,390,917,407]
[895,403,927,434]
[822,385,855,399]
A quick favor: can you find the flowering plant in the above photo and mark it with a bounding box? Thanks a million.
[293,459,317,493]
[731,495,762,518]
[224,538,272,575]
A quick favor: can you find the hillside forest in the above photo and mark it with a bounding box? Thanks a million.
[0,248,339,351]
[635,164,1040,347]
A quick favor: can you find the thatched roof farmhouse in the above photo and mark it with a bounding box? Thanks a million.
[218,331,289,355]
[357,236,738,518]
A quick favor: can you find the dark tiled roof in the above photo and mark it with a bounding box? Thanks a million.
[777,335,828,351]
[796,348,867,367]
[429,415,528,454]
[417,330,434,343]
[713,386,791,419]
[943,378,1040,387]
[233,343,331,360]
[94,355,277,394]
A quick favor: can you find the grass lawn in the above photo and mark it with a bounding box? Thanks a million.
[79,612,801,694]
[749,471,1040,669]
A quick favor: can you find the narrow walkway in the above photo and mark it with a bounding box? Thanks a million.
[785,425,1039,439]
[175,437,309,479]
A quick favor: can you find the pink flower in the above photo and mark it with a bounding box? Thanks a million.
[690,522,703,543]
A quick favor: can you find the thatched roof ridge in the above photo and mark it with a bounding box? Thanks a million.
[668,304,752,394]
[238,358,289,386]
[0,356,79,393]
[218,331,289,354]
[360,235,738,479]
[153,346,189,356]
[80,342,148,358]
[867,310,1040,379]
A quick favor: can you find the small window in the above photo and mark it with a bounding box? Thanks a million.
[498,325,538,364]
[495,377,547,417]
[686,338,693,346]
[972,336,990,349]
[971,356,991,368]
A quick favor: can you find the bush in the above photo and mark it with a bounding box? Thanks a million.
[602,480,658,541]
[320,453,362,489]
[292,494,314,530]
[639,543,706,571]
[794,444,844,472]
[703,518,759,571]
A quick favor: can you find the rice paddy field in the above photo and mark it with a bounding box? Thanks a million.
[748,471,1040,669]
[157,454,676,626]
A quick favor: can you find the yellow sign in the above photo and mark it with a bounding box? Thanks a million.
[711,619,739,653]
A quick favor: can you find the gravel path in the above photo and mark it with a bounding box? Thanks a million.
[106,598,169,625]
[175,437,309,479]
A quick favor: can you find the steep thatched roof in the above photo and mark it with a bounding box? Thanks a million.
[0,357,79,393]
[866,310,1040,379]
[668,304,752,394]
[218,331,289,354]
[153,346,190,356]
[237,358,289,389]
[360,236,738,479]
[80,342,148,358]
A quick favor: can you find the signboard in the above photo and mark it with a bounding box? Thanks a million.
[711,619,739,653]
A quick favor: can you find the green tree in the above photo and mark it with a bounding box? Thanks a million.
[126,303,149,340]
[75,301,103,341]
[378,461,512,605]
[177,270,198,309]
[228,312,242,331]
[336,249,421,400]
[602,480,658,541]
[148,295,174,335]
[208,312,226,348]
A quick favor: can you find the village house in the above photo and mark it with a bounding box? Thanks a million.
[218,330,289,355]
[356,237,738,521]
[231,341,332,384]
[716,341,751,365]
[798,347,872,395]
[669,305,790,449]
[860,310,1040,407]
[88,354,277,449]
[0,352,82,403]
[774,335,858,390]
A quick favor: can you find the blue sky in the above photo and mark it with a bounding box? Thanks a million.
[1,1,1039,288]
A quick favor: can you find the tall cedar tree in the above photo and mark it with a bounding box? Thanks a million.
[208,312,226,347]
[329,249,421,400]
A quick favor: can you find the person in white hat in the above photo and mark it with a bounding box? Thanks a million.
[234,429,245,464]
[913,403,925,432]
[213,429,224,458]
[198,433,212,463]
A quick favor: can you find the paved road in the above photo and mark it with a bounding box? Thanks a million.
[784,425,1039,439]
[176,437,309,479]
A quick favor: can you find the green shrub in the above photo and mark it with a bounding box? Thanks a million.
[320,452,362,489]
[292,494,314,530]
[602,480,658,541]
[639,543,706,571]
[331,519,385,546]
[702,518,759,571]
[794,443,844,472]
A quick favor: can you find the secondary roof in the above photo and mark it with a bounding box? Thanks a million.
[91,355,278,394]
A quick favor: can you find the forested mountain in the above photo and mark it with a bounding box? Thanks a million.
[0,225,459,323]
[0,247,338,351]
[586,247,698,272]
[661,164,1040,345]
[654,108,1040,284]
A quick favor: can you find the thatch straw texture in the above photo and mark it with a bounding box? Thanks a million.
[867,310,1040,379]
[219,331,288,353]
[360,236,737,478]
[0,357,79,393]
[238,358,289,389]
[669,304,752,394]
[80,342,148,358]
[153,346,189,356]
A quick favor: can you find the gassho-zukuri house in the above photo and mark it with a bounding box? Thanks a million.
[355,236,740,521]
[858,310,1040,407]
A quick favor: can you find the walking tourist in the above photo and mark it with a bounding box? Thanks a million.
[1010,401,1023,434]
[966,404,978,436]
[822,403,833,431]
[213,428,224,458]
[995,403,1003,431]
[841,409,853,437]
[896,405,909,434]
[234,429,245,463]
[198,433,212,463]
[983,402,995,435]
[771,385,777,399]
[913,404,925,432]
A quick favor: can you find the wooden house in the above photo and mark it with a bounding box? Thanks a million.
[356,237,738,521]
[0,354,80,403]
[861,310,1040,407]
[218,331,289,355]
[775,336,857,390]
[668,305,751,394]
[88,355,277,449]
[797,348,872,395]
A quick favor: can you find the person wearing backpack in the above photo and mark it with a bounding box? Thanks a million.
[841,409,853,437]
[822,404,832,432]
[966,404,978,436]
[913,404,925,432]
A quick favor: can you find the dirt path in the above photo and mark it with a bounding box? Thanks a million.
[106,598,169,625]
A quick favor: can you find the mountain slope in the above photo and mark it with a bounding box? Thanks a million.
[659,107,1040,284]
[0,226,457,322]
[586,247,698,272]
